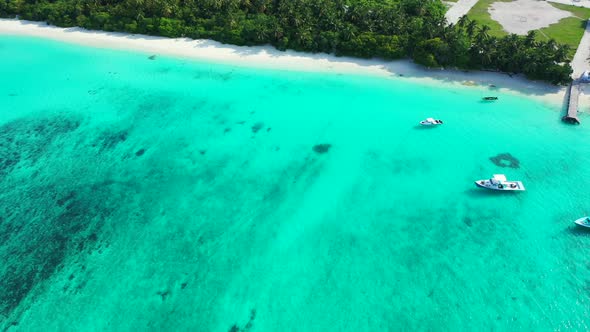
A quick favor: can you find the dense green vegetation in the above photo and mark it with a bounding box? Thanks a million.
[0,0,573,84]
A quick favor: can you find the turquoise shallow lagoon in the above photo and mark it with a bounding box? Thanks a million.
[1,35,590,330]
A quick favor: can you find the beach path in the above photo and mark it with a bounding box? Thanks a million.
[571,20,590,77]
[445,0,479,24]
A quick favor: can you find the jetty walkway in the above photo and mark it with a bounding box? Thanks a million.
[562,20,590,124]
[563,81,582,124]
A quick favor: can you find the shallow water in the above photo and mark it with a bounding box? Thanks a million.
[1,36,590,331]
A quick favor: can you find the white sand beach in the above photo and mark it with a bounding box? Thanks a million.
[0,19,573,107]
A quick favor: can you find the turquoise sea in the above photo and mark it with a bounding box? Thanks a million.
[1,35,590,331]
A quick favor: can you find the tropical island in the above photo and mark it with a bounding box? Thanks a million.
[0,0,578,85]
[4,1,590,331]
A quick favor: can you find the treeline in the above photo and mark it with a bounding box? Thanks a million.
[0,0,572,84]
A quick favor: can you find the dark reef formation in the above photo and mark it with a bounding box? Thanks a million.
[0,114,80,177]
[251,122,264,134]
[0,113,122,324]
[0,93,331,329]
[313,144,332,154]
[489,153,520,169]
[463,216,473,227]
[94,129,128,152]
[228,309,256,332]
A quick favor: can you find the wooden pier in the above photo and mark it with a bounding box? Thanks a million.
[563,80,581,124]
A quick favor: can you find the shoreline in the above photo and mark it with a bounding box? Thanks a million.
[0,19,571,108]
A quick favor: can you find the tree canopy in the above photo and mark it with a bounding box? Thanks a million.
[0,0,573,84]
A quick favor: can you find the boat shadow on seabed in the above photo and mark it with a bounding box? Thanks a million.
[567,225,590,236]
[464,188,522,198]
[414,125,439,130]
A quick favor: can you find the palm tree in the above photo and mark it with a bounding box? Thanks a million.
[466,20,477,38]
[499,34,525,73]
[474,25,491,51]
[524,30,537,47]
[476,25,491,41]
[457,15,470,28]
[340,23,356,41]
[435,15,448,29]
[554,44,571,63]
[443,23,455,38]
[470,25,492,67]
[482,36,497,66]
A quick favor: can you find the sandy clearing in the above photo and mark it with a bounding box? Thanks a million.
[489,0,572,35]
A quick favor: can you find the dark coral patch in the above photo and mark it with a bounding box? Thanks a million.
[227,309,256,332]
[95,129,128,152]
[489,153,520,169]
[0,179,116,318]
[135,148,146,157]
[313,144,332,154]
[0,114,81,178]
[57,191,76,207]
[251,122,264,133]
[156,290,170,301]
[463,217,473,227]
[1,233,68,316]
[148,55,157,60]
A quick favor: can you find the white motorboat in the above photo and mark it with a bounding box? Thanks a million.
[574,216,590,228]
[475,174,525,191]
[420,118,443,126]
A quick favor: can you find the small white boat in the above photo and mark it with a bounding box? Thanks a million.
[574,216,590,228]
[420,118,443,126]
[475,174,525,191]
